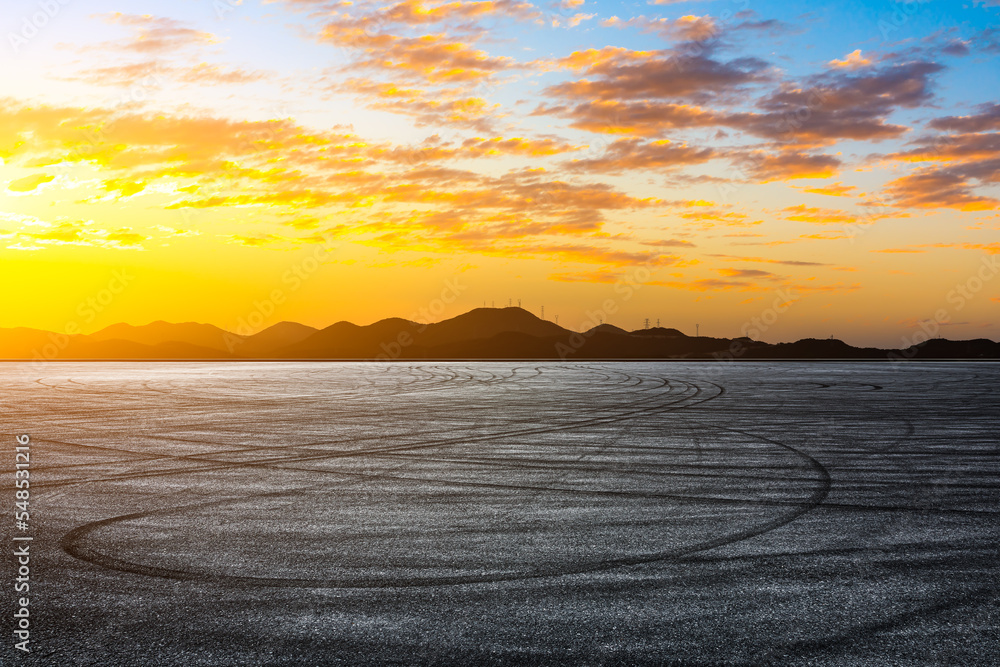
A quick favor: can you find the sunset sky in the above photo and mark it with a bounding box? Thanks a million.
[1,0,998,345]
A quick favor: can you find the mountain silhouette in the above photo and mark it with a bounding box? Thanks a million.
[280,318,422,358]
[582,323,629,337]
[419,307,567,346]
[89,321,238,352]
[236,322,318,357]
[2,307,997,360]
[632,327,687,338]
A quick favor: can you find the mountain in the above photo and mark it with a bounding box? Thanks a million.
[65,339,237,359]
[1,308,998,360]
[582,323,629,337]
[280,318,422,358]
[419,307,568,347]
[632,327,687,338]
[0,327,85,359]
[89,321,241,353]
[236,322,319,357]
[281,308,568,358]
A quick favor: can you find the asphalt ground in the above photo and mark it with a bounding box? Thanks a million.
[1,361,997,665]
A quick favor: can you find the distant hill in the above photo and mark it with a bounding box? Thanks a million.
[89,321,240,352]
[0,327,86,359]
[66,339,236,359]
[632,327,687,338]
[282,308,568,358]
[237,322,319,357]
[281,318,422,358]
[582,323,630,337]
[420,307,567,347]
[2,308,998,360]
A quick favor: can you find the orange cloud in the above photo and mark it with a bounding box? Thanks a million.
[68,62,268,88]
[458,136,579,157]
[320,25,512,84]
[748,151,841,182]
[828,50,871,70]
[794,182,858,197]
[781,205,858,225]
[678,208,754,228]
[918,243,1000,254]
[883,169,999,211]
[337,78,500,129]
[0,100,635,253]
[99,13,220,53]
[656,278,768,292]
[888,132,1000,164]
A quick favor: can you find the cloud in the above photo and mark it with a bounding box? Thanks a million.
[917,242,1000,254]
[0,100,657,255]
[3,219,147,249]
[725,61,941,147]
[228,234,286,247]
[602,14,720,42]
[311,1,538,86]
[68,62,269,88]
[745,151,841,182]
[324,0,538,29]
[381,136,579,163]
[827,49,871,70]
[684,213,754,228]
[793,182,858,197]
[179,63,270,85]
[708,254,829,267]
[929,103,1000,133]
[102,178,147,198]
[323,29,514,84]
[781,205,858,225]
[457,136,580,157]
[641,238,696,248]
[8,173,55,192]
[336,78,501,130]
[533,99,721,135]
[98,13,220,53]
[879,109,1000,210]
[534,52,942,158]
[541,46,771,106]
[717,267,782,280]
[656,278,767,292]
[883,167,1000,211]
[564,138,714,173]
[888,131,1000,164]
[105,228,146,246]
[549,270,628,284]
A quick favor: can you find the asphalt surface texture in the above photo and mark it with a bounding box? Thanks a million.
[1,361,998,665]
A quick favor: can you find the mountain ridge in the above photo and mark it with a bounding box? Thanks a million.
[3,307,998,361]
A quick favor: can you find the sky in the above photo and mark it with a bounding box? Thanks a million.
[1,0,998,346]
